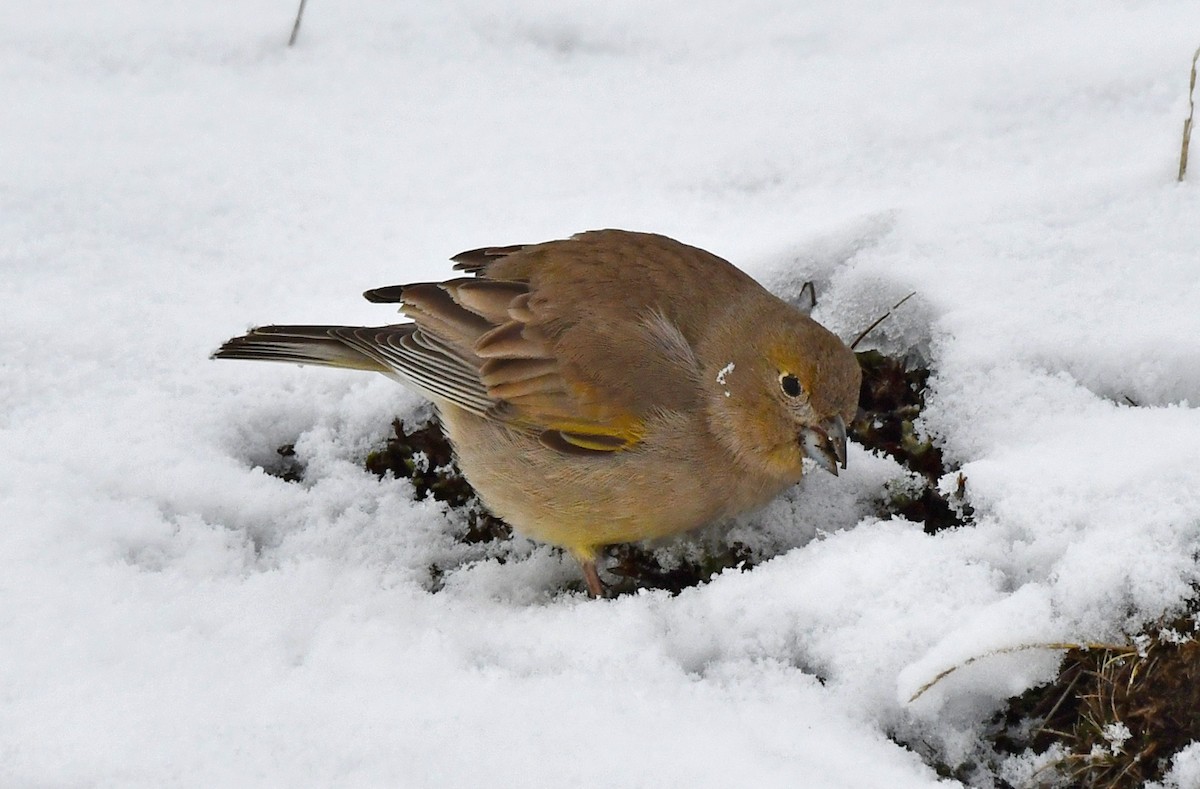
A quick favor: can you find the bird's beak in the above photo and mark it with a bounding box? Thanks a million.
[800,415,848,476]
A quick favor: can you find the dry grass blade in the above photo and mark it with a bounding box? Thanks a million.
[798,281,816,313]
[908,641,1133,703]
[850,291,916,350]
[288,0,309,47]
[1180,45,1200,182]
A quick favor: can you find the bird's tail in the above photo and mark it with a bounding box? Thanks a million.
[211,325,391,373]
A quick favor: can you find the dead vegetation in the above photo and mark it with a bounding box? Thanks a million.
[1179,45,1199,182]
[977,611,1200,788]
[364,419,512,546]
[851,349,972,533]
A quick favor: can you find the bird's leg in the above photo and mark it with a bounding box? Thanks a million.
[577,554,606,598]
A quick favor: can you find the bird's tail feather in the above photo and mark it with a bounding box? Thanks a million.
[212,325,392,373]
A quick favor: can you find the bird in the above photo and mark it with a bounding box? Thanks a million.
[213,230,862,597]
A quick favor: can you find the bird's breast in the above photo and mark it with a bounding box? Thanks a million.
[436,406,793,554]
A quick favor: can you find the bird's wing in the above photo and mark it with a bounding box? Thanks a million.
[454,229,757,404]
[386,231,756,454]
[216,231,751,456]
[362,274,650,454]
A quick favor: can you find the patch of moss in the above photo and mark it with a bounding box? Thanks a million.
[850,349,972,532]
[364,418,511,545]
[604,542,756,596]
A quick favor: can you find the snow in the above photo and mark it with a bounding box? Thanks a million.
[3,1,1200,786]
[1153,742,1200,789]
[716,362,735,397]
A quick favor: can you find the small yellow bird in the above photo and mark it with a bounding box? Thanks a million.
[214,230,861,596]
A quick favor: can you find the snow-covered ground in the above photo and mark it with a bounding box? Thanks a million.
[4,1,1200,786]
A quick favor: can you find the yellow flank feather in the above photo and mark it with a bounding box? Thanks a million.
[538,413,645,452]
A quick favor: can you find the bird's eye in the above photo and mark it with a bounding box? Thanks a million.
[780,373,803,398]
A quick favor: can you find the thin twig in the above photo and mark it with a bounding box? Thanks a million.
[798,281,816,313]
[1180,45,1200,182]
[288,0,309,47]
[850,291,916,350]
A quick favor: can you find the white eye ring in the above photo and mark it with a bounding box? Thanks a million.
[779,373,803,398]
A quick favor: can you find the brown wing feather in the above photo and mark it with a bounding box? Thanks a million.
[450,244,529,274]
[454,230,753,419]
[355,273,594,436]
[432,230,759,449]
[440,280,529,323]
[399,294,596,434]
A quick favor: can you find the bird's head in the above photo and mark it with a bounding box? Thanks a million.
[705,308,861,482]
